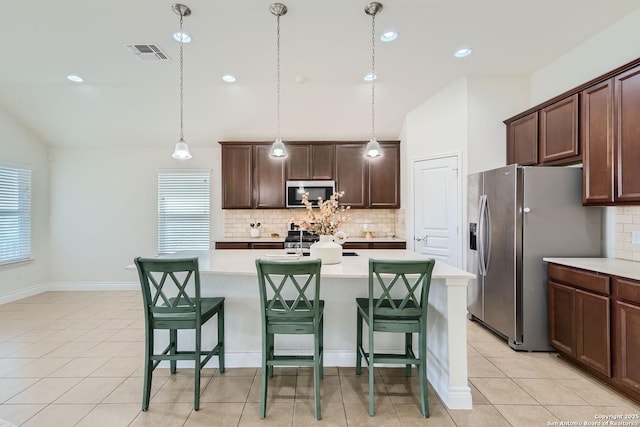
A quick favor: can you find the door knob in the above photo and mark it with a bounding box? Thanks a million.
[414,235,428,242]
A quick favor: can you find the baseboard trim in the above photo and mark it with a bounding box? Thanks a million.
[428,363,472,409]
[0,284,50,305]
[47,282,138,291]
[0,282,139,304]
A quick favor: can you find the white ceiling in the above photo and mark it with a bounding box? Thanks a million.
[1,0,639,149]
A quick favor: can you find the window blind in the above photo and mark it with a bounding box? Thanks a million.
[0,165,31,265]
[158,170,211,255]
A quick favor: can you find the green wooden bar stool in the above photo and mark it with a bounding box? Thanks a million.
[255,258,324,420]
[355,258,436,417]
[134,257,225,411]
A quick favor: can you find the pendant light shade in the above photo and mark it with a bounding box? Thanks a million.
[270,137,287,158]
[364,2,383,159]
[172,138,192,160]
[171,3,192,160]
[364,137,382,158]
[269,3,288,159]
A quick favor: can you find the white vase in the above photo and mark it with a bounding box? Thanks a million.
[310,234,342,265]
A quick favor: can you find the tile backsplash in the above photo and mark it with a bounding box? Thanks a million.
[615,206,640,262]
[224,209,405,240]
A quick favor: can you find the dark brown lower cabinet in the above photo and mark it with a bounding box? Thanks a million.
[342,241,406,250]
[575,289,611,377]
[216,241,406,250]
[615,277,640,395]
[548,281,576,356]
[616,301,640,393]
[548,263,640,403]
[215,242,284,250]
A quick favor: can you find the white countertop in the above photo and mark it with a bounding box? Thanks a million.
[140,249,473,282]
[543,257,640,281]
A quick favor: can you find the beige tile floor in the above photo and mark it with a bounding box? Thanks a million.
[0,291,639,426]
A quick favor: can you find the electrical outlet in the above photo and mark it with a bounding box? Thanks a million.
[632,230,640,245]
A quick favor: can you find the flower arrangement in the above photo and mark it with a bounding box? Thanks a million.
[291,191,351,235]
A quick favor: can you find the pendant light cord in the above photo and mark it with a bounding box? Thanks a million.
[371,11,376,140]
[179,13,185,142]
[276,13,281,139]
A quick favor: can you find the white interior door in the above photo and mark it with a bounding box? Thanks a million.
[413,155,461,267]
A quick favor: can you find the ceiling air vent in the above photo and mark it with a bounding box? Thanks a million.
[126,44,169,61]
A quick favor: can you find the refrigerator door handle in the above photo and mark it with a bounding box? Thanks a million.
[478,195,487,276]
[484,196,492,272]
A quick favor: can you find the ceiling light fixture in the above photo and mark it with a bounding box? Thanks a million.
[269,3,288,159]
[380,30,397,42]
[454,47,472,58]
[364,2,383,159]
[66,74,84,83]
[173,31,191,43]
[171,3,192,160]
[222,74,237,83]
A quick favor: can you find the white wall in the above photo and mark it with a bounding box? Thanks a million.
[48,145,221,284]
[531,8,640,104]
[0,106,50,300]
[401,78,468,249]
[467,76,530,174]
[400,76,529,259]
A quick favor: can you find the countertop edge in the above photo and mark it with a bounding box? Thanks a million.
[543,257,640,281]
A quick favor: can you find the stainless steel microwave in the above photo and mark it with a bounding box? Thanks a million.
[286,180,335,208]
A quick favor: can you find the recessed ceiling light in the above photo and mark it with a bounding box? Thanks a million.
[66,74,84,83]
[364,73,377,82]
[222,74,236,83]
[380,31,398,42]
[173,31,192,43]
[454,47,472,58]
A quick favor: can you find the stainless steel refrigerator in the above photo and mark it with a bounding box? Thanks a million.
[467,164,602,351]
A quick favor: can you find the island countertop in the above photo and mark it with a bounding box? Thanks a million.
[149,249,474,282]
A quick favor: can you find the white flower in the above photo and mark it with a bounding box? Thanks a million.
[290,192,351,235]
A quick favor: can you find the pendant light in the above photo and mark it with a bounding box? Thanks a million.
[364,2,383,159]
[171,3,192,160]
[269,3,288,159]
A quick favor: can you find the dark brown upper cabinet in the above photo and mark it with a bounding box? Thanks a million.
[506,56,640,206]
[506,112,538,166]
[220,142,285,209]
[369,142,400,208]
[335,144,369,208]
[254,145,286,208]
[581,79,614,205]
[286,143,335,180]
[221,144,253,209]
[221,141,400,209]
[615,65,640,203]
[539,94,580,164]
[582,63,640,205]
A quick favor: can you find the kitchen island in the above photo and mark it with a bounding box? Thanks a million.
[139,249,474,409]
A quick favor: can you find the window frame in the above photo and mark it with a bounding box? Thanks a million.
[157,169,211,255]
[0,162,32,266]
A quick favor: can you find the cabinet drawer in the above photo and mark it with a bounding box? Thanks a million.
[250,242,284,250]
[215,242,250,249]
[548,264,610,295]
[371,242,406,249]
[615,277,640,305]
[342,242,370,250]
